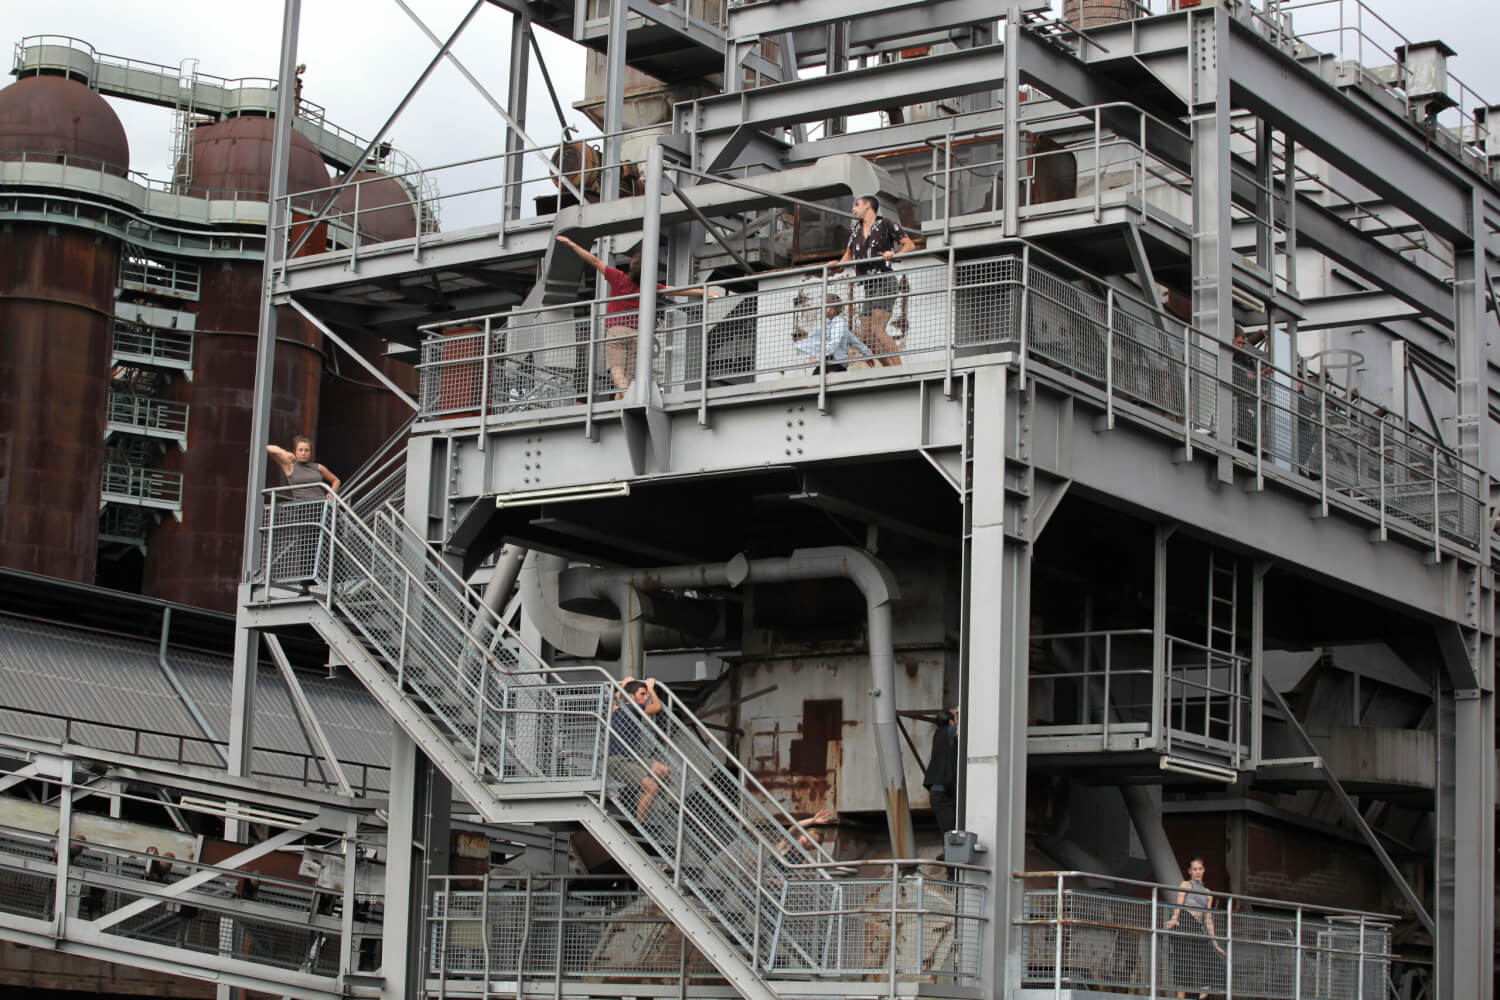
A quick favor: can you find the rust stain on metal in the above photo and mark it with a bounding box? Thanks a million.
[788,698,842,774]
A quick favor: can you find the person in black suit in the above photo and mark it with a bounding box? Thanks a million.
[923,707,960,850]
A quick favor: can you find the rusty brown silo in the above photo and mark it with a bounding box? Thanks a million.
[141,118,329,612]
[318,172,420,478]
[0,75,128,582]
[1062,0,1135,27]
[0,74,130,175]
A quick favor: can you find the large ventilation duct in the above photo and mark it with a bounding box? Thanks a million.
[570,548,914,858]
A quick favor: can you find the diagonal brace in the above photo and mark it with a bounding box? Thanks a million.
[1263,683,1434,934]
[92,814,328,932]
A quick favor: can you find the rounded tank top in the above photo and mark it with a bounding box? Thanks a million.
[1183,879,1210,915]
[284,460,324,500]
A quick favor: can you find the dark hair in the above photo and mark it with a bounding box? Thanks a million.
[293,435,312,449]
[627,253,643,286]
[623,679,648,695]
[857,194,880,214]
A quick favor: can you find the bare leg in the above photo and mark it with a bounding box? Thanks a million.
[636,761,670,822]
[868,308,902,365]
[604,325,636,400]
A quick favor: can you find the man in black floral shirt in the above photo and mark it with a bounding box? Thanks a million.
[834,194,915,366]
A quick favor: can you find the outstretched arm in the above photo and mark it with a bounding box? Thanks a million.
[318,464,341,494]
[556,235,607,276]
[265,444,294,476]
[640,676,665,715]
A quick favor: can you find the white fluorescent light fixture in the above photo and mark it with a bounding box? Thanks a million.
[1158,755,1238,783]
[495,482,631,509]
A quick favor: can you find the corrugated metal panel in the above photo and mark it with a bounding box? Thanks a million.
[0,614,391,786]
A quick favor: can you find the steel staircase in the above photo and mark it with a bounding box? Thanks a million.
[244,489,984,998]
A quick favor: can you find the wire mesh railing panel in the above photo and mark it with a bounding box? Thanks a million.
[1020,879,1393,999]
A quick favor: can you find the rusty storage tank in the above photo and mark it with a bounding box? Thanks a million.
[141,118,329,612]
[318,172,420,478]
[0,75,129,581]
[1062,0,1136,27]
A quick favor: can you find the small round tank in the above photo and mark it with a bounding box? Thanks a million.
[0,74,130,175]
[0,74,128,582]
[1062,0,1135,27]
[142,116,329,612]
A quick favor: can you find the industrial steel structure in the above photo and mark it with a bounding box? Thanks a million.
[0,0,1495,999]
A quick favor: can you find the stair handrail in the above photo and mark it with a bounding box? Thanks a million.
[262,487,835,868]
[262,491,987,978]
[361,496,837,865]
[359,507,835,868]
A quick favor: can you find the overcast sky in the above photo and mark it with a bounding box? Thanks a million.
[3,0,1496,222]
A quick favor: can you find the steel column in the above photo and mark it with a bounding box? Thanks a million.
[962,365,1026,999]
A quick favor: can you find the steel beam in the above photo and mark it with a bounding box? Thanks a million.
[776,0,1039,60]
[1223,19,1473,244]
[1295,292,1421,332]
[1026,388,1463,622]
[961,366,1028,999]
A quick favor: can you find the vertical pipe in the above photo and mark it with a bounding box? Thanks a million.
[1002,10,1021,237]
[635,143,664,395]
[869,597,916,858]
[230,0,302,810]
[504,10,531,225]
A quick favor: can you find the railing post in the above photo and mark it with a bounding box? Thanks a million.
[262,489,276,586]
[942,122,954,245]
[1357,915,1367,1000]
[584,300,599,439]
[1319,389,1329,517]
[1148,884,1160,999]
[945,247,957,398]
[888,863,900,996]
[478,316,491,445]
[1053,873,1064,996]
[349,181,360,272]
[1104,287,1115,429]
[1431,446,1441,560]
[1225,896,1234,1000]
[1182,321,1194,459]
[752,841,764,971]
[397,573,411,686]
[697,284,710,425]
[1092,107,1103,222]
[1254,360,1264,488]
[322,494,338,610]
[671,762,689,887]
[1294,906,1304,1000]
[1018,246,1031,387]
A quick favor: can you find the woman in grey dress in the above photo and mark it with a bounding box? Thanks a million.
[265,437,340,583]
[1165,857,1226,999]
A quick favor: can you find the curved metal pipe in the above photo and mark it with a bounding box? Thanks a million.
[581,547,914,857]
[517,553,685,660]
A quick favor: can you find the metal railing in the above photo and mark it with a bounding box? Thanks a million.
[272,123,664,271]
[1018,870,1394,999]
[0,816,379,986]
[415,247,1484,554]
[112,318,194,373]
[1028,629,1253,766]
[252,487,985,985]
[924,102,1193,241]
[428,866,982,985]
[106,392,189,444]
[0,189,268,260]
[100,463,184,511]
[0,705,388,796]
[1247,0,1496,177]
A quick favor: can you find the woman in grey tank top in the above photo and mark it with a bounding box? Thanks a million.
[1165,856,1225,999]
[267,436,340,499]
